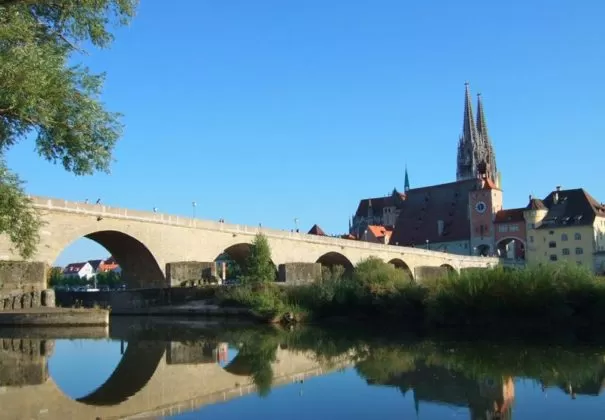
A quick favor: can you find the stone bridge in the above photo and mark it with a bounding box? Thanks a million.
[0,335,352,420]
[0,196,498,288]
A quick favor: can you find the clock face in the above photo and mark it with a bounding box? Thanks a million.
[475,201,487,214]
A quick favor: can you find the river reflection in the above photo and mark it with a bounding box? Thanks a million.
[0,319,605,419]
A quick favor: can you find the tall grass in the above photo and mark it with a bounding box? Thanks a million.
[217,259,605,330]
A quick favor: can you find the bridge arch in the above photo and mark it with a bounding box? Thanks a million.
[316,252,354,272]
[58,230,165,289]
[440,264,457,275]
[388,258,414,280]
[218,242,278,281]
[75,341,166,406]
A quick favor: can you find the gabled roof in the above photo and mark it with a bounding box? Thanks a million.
[307,224,326,236]
[63,262,88,273]
[354,189,406,218]
[389,178,479,246]
[367,225,393,240]
[88,259,103,271]
[536,188,603,229]
[494,208,525,223]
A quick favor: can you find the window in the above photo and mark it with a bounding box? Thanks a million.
[530,236,534,243]
[498,225,508,233]
[562,248,570,255]
[510,225,519,232]
[550,254,558,261]
[575,233,582,240]
[562,233,568,241]
[575,247,583,255]
[549,241,557,248]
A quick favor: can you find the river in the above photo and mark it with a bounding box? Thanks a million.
[0,317,604,419]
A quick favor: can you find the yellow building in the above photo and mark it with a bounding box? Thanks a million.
[524,187,605,273]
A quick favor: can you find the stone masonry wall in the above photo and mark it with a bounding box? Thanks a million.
[0,261,54,311]
[278,263,322,285]
[55,286,216,311]
[414,266,448,282]
[0,261,46,293]
[165,262,218,287]
[0,338,53,386]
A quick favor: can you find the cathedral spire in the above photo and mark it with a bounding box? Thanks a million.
[475,93,498,186]
[462,82,477,145]
[404,165,410,192]
[456,82,479,182]
[476,93,489,140]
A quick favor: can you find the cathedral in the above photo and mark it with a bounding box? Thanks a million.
[350,83,504,256]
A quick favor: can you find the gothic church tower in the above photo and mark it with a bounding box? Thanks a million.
[456,83,499,187]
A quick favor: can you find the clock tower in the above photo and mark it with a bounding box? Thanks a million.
[468,162,502,256]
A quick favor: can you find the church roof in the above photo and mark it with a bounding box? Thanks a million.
[354,190,406,218]
[389,179,479,246]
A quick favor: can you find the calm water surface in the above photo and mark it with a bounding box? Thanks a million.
[1,318,604,419]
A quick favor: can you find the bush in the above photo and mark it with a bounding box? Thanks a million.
[241,234,275,285]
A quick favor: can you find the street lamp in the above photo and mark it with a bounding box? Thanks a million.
[294,218,299,232]
[192,201,197,218]
[425,239,429,250]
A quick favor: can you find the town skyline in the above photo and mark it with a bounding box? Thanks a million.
[7,0,604,265]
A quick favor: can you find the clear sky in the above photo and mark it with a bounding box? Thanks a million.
[6,0,605,266]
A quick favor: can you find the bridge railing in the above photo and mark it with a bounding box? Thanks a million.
[29,195,496,265]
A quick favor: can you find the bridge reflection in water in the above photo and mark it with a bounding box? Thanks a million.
[0,335,348,419]
[2,324,605,420]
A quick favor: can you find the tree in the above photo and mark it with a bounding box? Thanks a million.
[0,0,138,258]
[242,234,276,284]
[47,266,63,286]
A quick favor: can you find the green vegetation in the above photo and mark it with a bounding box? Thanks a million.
[49,270,122,288]
[0,0,138,258]
[216,233,605,332]
[240,234,275,285]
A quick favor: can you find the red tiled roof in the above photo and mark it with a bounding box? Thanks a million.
[389,179,479,246]
[308,224,326,236]
[367,225,393,239]
[494,208,525,223]
[340,234,357,240]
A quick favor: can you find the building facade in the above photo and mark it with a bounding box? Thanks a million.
[351,83,505,257]
[524,187,605,273]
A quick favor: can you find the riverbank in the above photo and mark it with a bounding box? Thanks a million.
[0,307,109,327]
[216,259,605,333]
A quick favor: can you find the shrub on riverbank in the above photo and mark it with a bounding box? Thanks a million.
[216,235,605,329]
[424,263,605,328]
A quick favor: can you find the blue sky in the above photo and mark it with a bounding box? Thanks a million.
[6,0,605,265]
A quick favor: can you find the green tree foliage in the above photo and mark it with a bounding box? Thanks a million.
[95,270,121,287]
[0,0,138,258]
[0,160,41,258]
[47,266,63,286]
[242,234,275,284]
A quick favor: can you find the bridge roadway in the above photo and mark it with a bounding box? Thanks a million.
[0,196,498,287]
[0,335,352,420]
